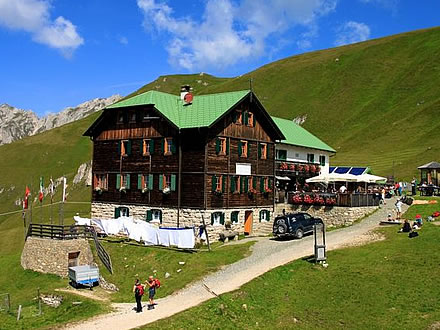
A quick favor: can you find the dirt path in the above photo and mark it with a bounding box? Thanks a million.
[65,199,406,330]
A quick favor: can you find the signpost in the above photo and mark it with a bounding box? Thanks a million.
[314,222,327,263]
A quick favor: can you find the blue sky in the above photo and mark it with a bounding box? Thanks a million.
[0,0,439,116]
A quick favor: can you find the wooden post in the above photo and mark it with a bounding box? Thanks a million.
[201,213,211,252]
[17,305,22,321]
[37,288,42,315]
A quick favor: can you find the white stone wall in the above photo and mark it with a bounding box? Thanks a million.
[92,202,274,241]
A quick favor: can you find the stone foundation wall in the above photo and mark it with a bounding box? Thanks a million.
[275,203,378,227]
[92,202,274,241]
[21,237,94,277]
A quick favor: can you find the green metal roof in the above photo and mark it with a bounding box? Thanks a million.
[107,90,251,129]
[271,116,336,153]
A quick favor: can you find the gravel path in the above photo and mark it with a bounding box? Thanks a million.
[65,198,406,330]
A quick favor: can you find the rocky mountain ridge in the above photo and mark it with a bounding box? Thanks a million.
[0,95,121,145]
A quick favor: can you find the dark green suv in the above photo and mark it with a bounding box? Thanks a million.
[273,212,323,239]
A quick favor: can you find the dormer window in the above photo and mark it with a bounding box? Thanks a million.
[117,111,125,124]
[129,111,136,123]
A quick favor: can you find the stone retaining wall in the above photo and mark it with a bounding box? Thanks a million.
[92,202,274,241]
[21,237,94,277]
[275,203,378,227]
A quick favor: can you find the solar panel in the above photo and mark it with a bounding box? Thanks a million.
[349,167,367,176]
[334,167,350,174]
[329,167,336,173]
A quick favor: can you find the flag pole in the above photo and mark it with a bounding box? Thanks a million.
[50,177,54,225]
[29,183,33,225]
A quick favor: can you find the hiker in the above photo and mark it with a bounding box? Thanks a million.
[401,220,411,233]
[395,199,403,219]
[381,188,386,205]
[411,177,417,195]
[146,275,157,309]
[133,279,144,313]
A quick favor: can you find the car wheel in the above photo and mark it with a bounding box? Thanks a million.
[295,228,304,239]
[276,223,288,235]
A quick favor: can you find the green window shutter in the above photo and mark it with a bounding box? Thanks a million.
[116,174,121,189]
[138,174,142,189]
[253,114,256,127]
[211,213,215,225]
[212,175,217,192]
[159,210,163,222]
[161,138,165,154]
[269,177,273,189]
[258,143,262,159]
[220,213,225,225]
[171,139,177,154]
[267,211,271,221]
[233,111,237,123]
[238,141,242,156]
[253,176,257,190]
[260,177,264,192]
[115,207,121,219]
[140,140,143,154]
[231,176,236,192]
[126,140,132,155]
[171,174,177,191]
[148,174,154,190]
[243,111,248,125]
[222,175,226,193]
[150,139,155,155]
[259,210,263,222]
[240,176,244,193]
[244,176,249,192]
[126,174,131,189]
[226,138,230,155]
[117,141,121,155]
[159,174,163,191]
[247,142,250,156]
[146,210,152,222]
[215,138,221,154]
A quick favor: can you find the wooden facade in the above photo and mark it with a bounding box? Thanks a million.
[85,92,282,216]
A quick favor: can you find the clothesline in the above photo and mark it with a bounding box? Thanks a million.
[73,216,195,249]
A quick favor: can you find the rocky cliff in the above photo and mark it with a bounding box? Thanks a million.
[0,95,121,145]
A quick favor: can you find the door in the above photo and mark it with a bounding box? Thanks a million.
[302,214,314,232]
[244,211,253,235]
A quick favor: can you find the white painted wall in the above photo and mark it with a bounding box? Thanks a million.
[275,143,333,175]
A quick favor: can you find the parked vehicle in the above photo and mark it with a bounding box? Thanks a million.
[273,212,323,239]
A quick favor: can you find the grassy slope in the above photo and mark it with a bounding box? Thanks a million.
[144,200,440,329]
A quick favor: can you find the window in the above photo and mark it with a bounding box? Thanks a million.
[211,212,225,226]
[234,110,242,124]
[247,112,255,127]
[118,140,131,157]
[259,210,270,222]
[116,174,131,190]
[276,149,287,160]
[115,206,129,218]
[146,209,162,223]
[239,140,248,158]
[260,177,272,193]
[259,143,267,159]
[248,176,257,193]
[239,176,249,193]
[215,137,228,155]
[117,111,125,124]
[319,155,326,166]
[295,153,300,158]
[231,211,239,223]
[230,176,239,193]
[129,111,137,123]
[142,139,154,156]
[307,153,315,163]
[138,174,153,191]
[94,174,108,190]
[159,174,176,192]
[212,175,226,193]
[162,138,175,156]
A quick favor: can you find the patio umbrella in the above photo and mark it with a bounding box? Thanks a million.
[356,174,387,183]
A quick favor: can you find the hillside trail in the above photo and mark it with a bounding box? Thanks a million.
[65,198,407,330]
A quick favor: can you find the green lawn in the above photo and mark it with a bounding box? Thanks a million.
[143,199,440,329]
[93,239,255,303]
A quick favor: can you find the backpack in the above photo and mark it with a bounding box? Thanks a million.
[154,279,161,289]
[135,284,144,296]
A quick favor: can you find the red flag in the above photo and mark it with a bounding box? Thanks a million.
[23,186,30,209]
[38,176,44,203]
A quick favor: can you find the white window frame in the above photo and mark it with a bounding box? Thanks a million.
[212,212,222,226]
[152,209,162,223]
[261,210,269,222]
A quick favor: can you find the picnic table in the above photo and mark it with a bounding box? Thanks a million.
[418,185,440,196]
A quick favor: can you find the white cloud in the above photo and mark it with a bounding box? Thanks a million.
[334,21,370,46]
[118,36,128,45]
[137,0,337,71]
[0,0,83,56]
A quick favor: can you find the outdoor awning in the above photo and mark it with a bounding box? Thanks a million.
[355,174,387,183]
[306,173,358,183]
[276,176,291,181]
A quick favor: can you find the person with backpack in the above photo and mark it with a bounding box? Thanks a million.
[133,279,144,313]
[145,275,160,310]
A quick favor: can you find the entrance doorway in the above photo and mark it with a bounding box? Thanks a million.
[244,211,253,235]
[68,251,80,267]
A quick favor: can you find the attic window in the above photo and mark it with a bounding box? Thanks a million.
[117,112,124,124]
[129,111,136,123]
[247,112,255,127]
[234,111,242,125]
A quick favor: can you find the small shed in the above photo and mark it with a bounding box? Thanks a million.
[418,161,440,186]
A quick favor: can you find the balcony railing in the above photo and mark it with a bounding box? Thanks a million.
[284,192,381,207]
[276,160,321,175]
